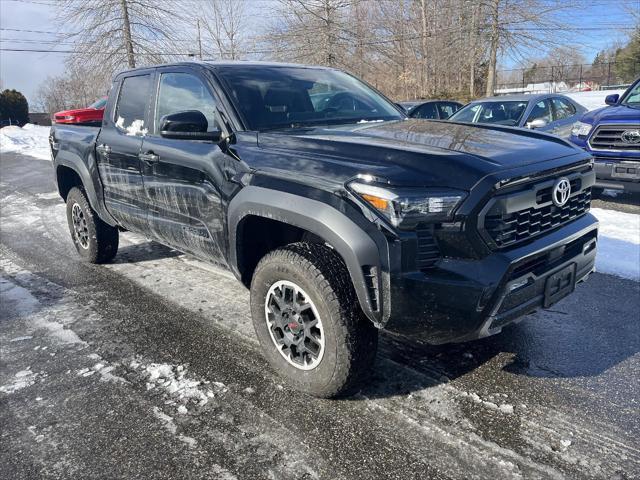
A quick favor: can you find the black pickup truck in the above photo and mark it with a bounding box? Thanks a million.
[50,61,598,397]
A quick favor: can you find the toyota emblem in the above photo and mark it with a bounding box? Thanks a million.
[621,129,640,144]
[552,177,571,207]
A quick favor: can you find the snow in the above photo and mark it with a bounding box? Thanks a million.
[0,368,38,394]
[591,208,640,281]
[564,90,626,112]
[152,406,198,448]
[0,124,52,161]
[133,361,226,406]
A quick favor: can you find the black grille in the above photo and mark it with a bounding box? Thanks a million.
[484,189,591,249]
[416,224,440,269]
[589,124,640,151]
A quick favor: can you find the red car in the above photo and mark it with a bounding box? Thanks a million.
[54,98,106,124]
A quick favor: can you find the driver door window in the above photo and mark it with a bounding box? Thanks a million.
[526,100,553,124]
[155,73,218,132]
[551,98,576,120]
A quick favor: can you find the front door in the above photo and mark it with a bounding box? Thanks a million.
[96,73,153,232]
[550,97,579,139]
[524,98,554,133]
[139,68,239,266]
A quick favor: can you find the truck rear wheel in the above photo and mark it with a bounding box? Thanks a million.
[66,187,119,263]
[250,242,378,398]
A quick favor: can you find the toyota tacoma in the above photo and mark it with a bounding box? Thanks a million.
[569,77,640,193]
[50,62,599,397]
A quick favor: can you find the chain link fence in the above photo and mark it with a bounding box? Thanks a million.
[495,61,640,95]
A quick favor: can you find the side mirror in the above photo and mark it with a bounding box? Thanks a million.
[159,110,221,141]
[527,118,548,129]
[605,94,619,106]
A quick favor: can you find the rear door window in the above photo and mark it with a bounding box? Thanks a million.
[114,74,151,136]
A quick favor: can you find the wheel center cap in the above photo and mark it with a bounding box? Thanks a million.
[287,320,302,335]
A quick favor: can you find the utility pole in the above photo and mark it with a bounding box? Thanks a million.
[485,0,500,97]
[197,19,203,60]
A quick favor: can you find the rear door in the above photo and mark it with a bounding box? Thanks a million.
[139,67,238,266]
[96,72,153,232]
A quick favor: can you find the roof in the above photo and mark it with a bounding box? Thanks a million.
[114,60,340,78]
[398,99,462,108]
[471,93,569,103]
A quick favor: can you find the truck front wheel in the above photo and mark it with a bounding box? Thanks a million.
[65,187,119,263]
[250,242,378,398]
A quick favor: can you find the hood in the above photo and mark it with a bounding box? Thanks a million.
[252,119,585,190]
[581,104,640,124]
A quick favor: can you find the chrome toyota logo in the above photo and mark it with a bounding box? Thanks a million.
[552,177,571,207]
[621,129,640,144]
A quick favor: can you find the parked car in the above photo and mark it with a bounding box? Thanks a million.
[568,78,640,193]
[54,97,106,125]
[449,93,587,138]
[50,62,598,398]
[398,100,463,119]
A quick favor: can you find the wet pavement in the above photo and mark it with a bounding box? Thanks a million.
[1,152,639,479]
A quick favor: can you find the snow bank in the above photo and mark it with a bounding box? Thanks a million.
[0,124,52,161]
[565,90,626,112]
[592,208,640,281]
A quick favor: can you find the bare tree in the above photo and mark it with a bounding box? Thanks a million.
[35,62,109,116]
[484,0,580,96]
[197,0,247,60]
[263,0,355,67]
[56,0,187,80]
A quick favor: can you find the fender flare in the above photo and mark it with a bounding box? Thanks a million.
[54,156,118,227]
[228,186,389,326]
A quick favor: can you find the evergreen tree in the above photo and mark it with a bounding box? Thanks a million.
[614,27,640,82]
[0,89,29,126]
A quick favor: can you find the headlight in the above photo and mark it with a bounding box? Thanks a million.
[349,181,466,228]
[571,121,592,137]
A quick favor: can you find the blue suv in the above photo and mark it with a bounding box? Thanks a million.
[569,78,640,193]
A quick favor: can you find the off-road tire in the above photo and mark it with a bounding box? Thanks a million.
[66,187,119,263]
[250,242,379,398]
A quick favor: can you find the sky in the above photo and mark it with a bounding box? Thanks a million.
[0,0,638,108]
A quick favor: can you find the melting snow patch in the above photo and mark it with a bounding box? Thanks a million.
[461,391,514,414]
[0,368,38,394]
[152,406,197,448]
[133,361,226,407]
[10,335,33,342]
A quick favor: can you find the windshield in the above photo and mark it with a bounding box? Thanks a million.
[216,66,403,130]
[621,81,640,106]
[88,98,107,109]
[450,100,528,126]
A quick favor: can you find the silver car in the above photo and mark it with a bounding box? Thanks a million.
[448,93,587,139]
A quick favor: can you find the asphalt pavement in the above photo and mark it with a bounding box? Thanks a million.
[1,151,639,479]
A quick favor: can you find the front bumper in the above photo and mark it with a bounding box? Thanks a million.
[594,159,640,192]
[384,214,598,344]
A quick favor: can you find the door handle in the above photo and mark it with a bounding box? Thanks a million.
[96,144,111,155]
[139,152,160,164]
